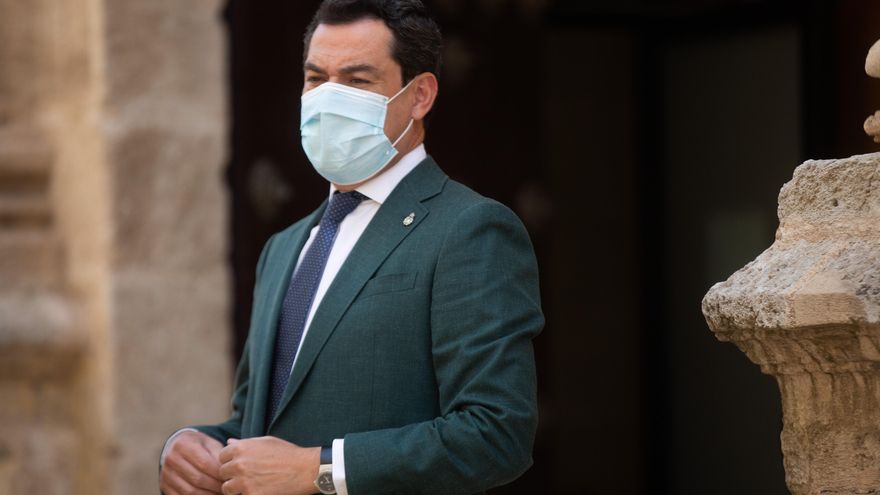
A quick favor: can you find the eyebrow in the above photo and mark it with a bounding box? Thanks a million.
[304,62,380,77]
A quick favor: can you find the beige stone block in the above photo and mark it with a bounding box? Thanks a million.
[0,292,82,380]
[99,3,231,492]
[110,268,231,493]
[867,39,880,79]
[0,380,86,495]
[866,111,880,144]
[109,129,227,271]
[703,153,880,494]
[865,40,880,142]
[0,0,228,493]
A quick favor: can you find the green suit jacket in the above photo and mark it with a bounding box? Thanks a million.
[195,157,543,494]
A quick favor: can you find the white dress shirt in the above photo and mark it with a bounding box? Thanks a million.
[161,144,427,495]
[297,144,425,495]
[293,143,426,372]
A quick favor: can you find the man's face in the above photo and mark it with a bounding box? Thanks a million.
[303,18,412,142]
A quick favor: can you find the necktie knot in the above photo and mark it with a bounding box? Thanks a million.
[325,190,366,225]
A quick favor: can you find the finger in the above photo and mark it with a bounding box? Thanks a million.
[218,443,238,464]
[218,459,238,481]
[202,436,225,461]
[221,478,243,495]
[159,469,179,495]
[199,433,225,448]
[165,452,223,493]
[179,438,223,482]
[162,468,220,495]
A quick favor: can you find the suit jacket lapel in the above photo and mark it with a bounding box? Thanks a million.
[268,158,447,429]
[253,202,326,435]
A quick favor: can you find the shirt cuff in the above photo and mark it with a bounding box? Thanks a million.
[160,428,199,467]
[332,438,348,495]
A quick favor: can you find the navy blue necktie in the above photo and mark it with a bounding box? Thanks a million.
[267,190,366,422]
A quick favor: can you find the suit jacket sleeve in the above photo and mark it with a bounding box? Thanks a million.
[342,201,544,494]
[191,233,276,444]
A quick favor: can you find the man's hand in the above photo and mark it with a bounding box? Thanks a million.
[160,430,224,495]
[218,436,320,495]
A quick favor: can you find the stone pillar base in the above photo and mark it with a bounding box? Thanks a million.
[703,153,880,494]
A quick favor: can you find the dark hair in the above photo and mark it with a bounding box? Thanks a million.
[303,0,442,84]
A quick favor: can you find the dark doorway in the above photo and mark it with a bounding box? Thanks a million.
[223,0,880,493]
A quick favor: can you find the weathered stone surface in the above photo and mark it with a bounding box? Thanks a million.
[100,1,230,492]
[0,292,82,380]
[0,419,80,495]
[866,39,880,142]
[111,269,231,492]
[867,40,880,79]
[865,111,880,144]
[703,153,880,494]
[0,0,230,493]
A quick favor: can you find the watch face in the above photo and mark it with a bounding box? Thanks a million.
[316,471,335,493]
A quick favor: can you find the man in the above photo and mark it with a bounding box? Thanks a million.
[159,1,543,494]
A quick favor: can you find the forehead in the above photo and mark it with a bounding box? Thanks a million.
[306,18,396,71]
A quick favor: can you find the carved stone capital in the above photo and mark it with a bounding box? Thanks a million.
[703,153,880,494]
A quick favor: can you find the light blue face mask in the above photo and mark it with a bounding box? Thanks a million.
[300,81,414,185]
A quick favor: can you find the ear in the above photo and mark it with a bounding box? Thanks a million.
[410,72,439,121]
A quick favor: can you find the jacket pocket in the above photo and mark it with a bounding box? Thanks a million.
[358,272,418,299]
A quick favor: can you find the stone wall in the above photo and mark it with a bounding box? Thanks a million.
[703,153,880,494]
[0,0,231,493]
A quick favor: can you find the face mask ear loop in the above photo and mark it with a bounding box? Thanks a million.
[391,118,414,147]
[388,78,415,104]
[388,78,416,148]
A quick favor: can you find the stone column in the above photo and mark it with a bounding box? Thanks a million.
[101,2,231,492]
[0,1,108,493]
[702,153,880,494]
[0,0,230,493]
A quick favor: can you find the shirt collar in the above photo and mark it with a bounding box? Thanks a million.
[328,144,427,205]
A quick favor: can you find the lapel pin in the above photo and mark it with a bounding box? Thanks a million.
[403,212,415,226]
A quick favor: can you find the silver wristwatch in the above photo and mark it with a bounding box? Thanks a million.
[314,446,336,494]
